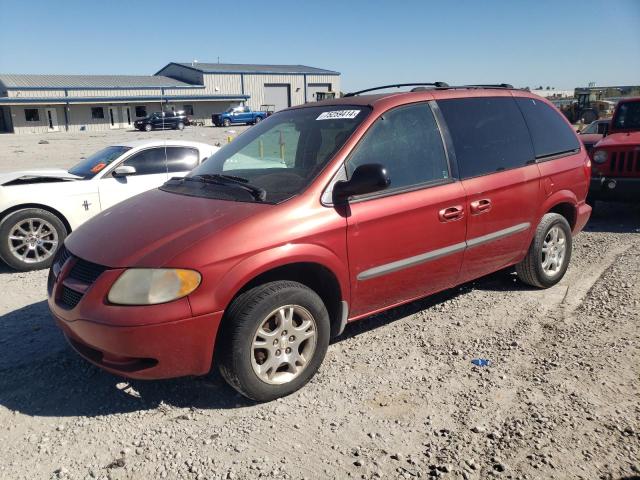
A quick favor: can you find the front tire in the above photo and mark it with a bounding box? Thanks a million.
[217,281,330,402]
[516,213,572,288]
[0,208,67,271]
[222,118,231,127]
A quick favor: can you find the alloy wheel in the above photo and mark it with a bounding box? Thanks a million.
[251,305,317,385]
[541,225,566,276]
[7,218,58,264]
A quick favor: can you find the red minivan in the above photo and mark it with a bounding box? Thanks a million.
[48,85,592,401]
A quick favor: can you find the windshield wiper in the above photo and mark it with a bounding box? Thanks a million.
[187,174,267,201]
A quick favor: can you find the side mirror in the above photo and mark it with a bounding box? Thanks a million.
[113,165,137,177]
[333,163,390,204]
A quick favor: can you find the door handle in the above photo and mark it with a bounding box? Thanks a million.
[438,205,464,222]
[470,198,492,215]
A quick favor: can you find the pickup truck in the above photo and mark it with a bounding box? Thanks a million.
[212,106,267,127]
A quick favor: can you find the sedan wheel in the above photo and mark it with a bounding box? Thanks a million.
[0,208,67,271]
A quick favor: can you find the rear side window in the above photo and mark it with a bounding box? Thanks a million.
[347,103,450,191]
[165,147,199,173]
[515,97,580,158]
[437,97,534,179]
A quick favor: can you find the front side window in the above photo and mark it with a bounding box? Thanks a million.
[68,146,131,179]
[347,103,449,191]
[516,97,580,158]
[91,107,104,119]
[122,148,168,175]
[164,105,371,203]
[25,109,39,122]
[612,101,640,131]
[437,97,534,179]
[135,106,147,118]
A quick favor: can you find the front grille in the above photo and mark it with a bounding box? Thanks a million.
[68,258,107,284]
[60,286,83,309]
[609,149,640,175]
[55,253,108,309]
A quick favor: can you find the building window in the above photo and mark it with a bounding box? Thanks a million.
[91,107,105,119]
[135,106,147,118]
[183,104,194,116]
[25,109,40,122]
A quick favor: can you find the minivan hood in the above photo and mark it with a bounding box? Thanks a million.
[65,189,270,267]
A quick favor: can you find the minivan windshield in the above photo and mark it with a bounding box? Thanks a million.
[612,101,640,131]
[164,105,370,203]
[67,145,131,179]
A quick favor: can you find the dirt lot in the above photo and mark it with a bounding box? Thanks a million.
[0,129,639,480]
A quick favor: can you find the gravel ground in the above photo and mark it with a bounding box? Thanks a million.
[0,131,639,480]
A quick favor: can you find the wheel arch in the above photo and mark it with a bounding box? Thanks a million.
[0,203,72,233]
[539,190,579,230]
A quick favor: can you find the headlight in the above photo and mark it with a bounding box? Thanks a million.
[108,268,201,305]
[593,150,608,164]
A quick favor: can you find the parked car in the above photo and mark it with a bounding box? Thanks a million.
[212,106,268,127]
[134,111,190,131]
[578,118,610,155]
[589,97,640,203]
[0,140,217,271]
[49,85,591,401]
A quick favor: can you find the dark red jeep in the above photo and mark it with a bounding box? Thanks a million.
[589,97,640,202]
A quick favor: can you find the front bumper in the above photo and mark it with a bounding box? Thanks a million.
[589,176,640,202]
[52,310,223,379]
[48,253,224,379]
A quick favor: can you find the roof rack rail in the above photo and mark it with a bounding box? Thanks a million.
[343,82,450,97]
[461,83,515,89]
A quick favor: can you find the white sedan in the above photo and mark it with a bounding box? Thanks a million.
[0,139,218,271]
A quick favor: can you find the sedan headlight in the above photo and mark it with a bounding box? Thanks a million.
[593,150,608,164]
[108,269,201,305]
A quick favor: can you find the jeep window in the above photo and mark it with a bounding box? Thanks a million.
[68,146,132,179]
[612,101,640,131]
[516,97,580,159]
[347,103,449,192]
[166,105,370,203]
[437,97,534,179]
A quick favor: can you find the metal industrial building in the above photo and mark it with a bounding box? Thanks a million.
[0,63,340,134]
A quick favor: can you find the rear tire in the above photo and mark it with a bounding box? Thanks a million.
[144,123,152,132]
[217,281,330,402]
[0,208,67,271]
[253,116,262,124]
[516,213,572,288]
[177,121,185,131]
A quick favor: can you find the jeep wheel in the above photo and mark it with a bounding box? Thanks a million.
[516,213,572,288]
[222,118,231,128]
[217,281,330,401]
[0,208,67,271]
[144,123,152,132]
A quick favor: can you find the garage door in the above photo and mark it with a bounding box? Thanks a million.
[264,84,291,112]
[307,83,331,102]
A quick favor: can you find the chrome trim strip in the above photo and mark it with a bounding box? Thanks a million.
[357,222,531,281]
[357,241,467,280]
[465,222,531,248]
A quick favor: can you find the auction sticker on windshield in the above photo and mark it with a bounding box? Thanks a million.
[316,110,361,120]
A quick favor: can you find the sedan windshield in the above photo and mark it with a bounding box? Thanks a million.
[612,101,640,131]
[163,105,370,203]
[67,146,131,179]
